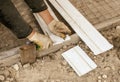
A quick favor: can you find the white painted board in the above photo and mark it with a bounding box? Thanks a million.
[62,46,97,76]
[33,0,70,44]
[49,0,113,55]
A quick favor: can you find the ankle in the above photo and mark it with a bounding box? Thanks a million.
[27,30,36,39]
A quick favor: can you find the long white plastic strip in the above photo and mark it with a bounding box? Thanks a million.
[62,46,97,76]
[49,0,113,55]
[33,0,70,44]
[44,0,58,21]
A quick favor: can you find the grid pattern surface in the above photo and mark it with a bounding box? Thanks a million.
[70,0,120,25]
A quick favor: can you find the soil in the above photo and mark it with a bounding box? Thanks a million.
[0,0,120,82]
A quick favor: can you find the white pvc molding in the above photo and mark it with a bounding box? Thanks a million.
[62,46,97,76]
[49,0,113,55]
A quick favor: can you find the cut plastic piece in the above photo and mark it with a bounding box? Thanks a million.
[62,46,97,76]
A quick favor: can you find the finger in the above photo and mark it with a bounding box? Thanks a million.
[52,30,66,38]
[56,27,71,34]
[57,23,72,34]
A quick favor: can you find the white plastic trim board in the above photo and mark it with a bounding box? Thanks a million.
[33,0,70,44]
[49,0,113,55]
[62,46,97,76]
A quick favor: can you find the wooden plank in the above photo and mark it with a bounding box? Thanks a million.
[49,0,113,55]
[0,34,80,66]
[0,47,19,60]
[62,46,97,76]
[95,16,120,30]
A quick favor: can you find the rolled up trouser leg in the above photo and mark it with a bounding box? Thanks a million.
[0,0,33,39]
[24,0,47,13]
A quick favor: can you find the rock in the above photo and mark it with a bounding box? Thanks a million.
[116,26,120,35]
[103,80,107,82]
[60,49,63,51]
[97,79,102,82]
[104,66,111,71]
[12,64,19,71]
[97,76,102,79]
[63,45,67,49]
[3,70,10,77]
[50,80,55,82]
[0,75,5,81]
[8,67,17,77]
[102,74,107,79]
[6,77,14,81]
[117,48,120,60]
[4,81,10,82]
[118,69,120,75]
[0,67,5,71]
[113,79,117,82]
[17,62,23,69]
[66,67,73,73]
[93,56,97,59]
[23,63,30,68]
[112,37,120,48]
[56,79,61,82]
[61,60,68,66]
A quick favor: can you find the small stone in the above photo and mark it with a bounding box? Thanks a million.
[103,80,107,82]
[56,79,61,82]
[3,70,10,77]
[12,64,19,71]
[97,76,102,79]
[63,45,67,49]
[17,62,23,69]
[61,60,68,66]
[43,80,47,82]
[113,79,117,82]
[50,80,55,82]
[93,56,97,59]
[102,74,107,79]
[104,66,111,70]
[0,67,5,71]
[23,63,30,68]
[8,67,16,77]
[78,41,82,44]
[4,81,10,82]
[60,49,63,51]
[118,69,120,75]
[116,26,120,34]
[0,75,5,81]
[97,79,102,82]
[6,77,14,81]
[5,44,9,47]
[66,67,73,73]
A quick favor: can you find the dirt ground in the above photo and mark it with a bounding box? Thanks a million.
[0,0,120,82]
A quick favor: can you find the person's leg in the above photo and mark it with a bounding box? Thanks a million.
[24,0,53,24]
[24,0,71,38]
[0,0,32,39]
[39,9,54,25]
[0,0,52,49]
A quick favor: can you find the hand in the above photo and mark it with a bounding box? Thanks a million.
[48,20,71,38]
[28,32,53,49]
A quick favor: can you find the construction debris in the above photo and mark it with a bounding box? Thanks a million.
[0,75,5,81]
